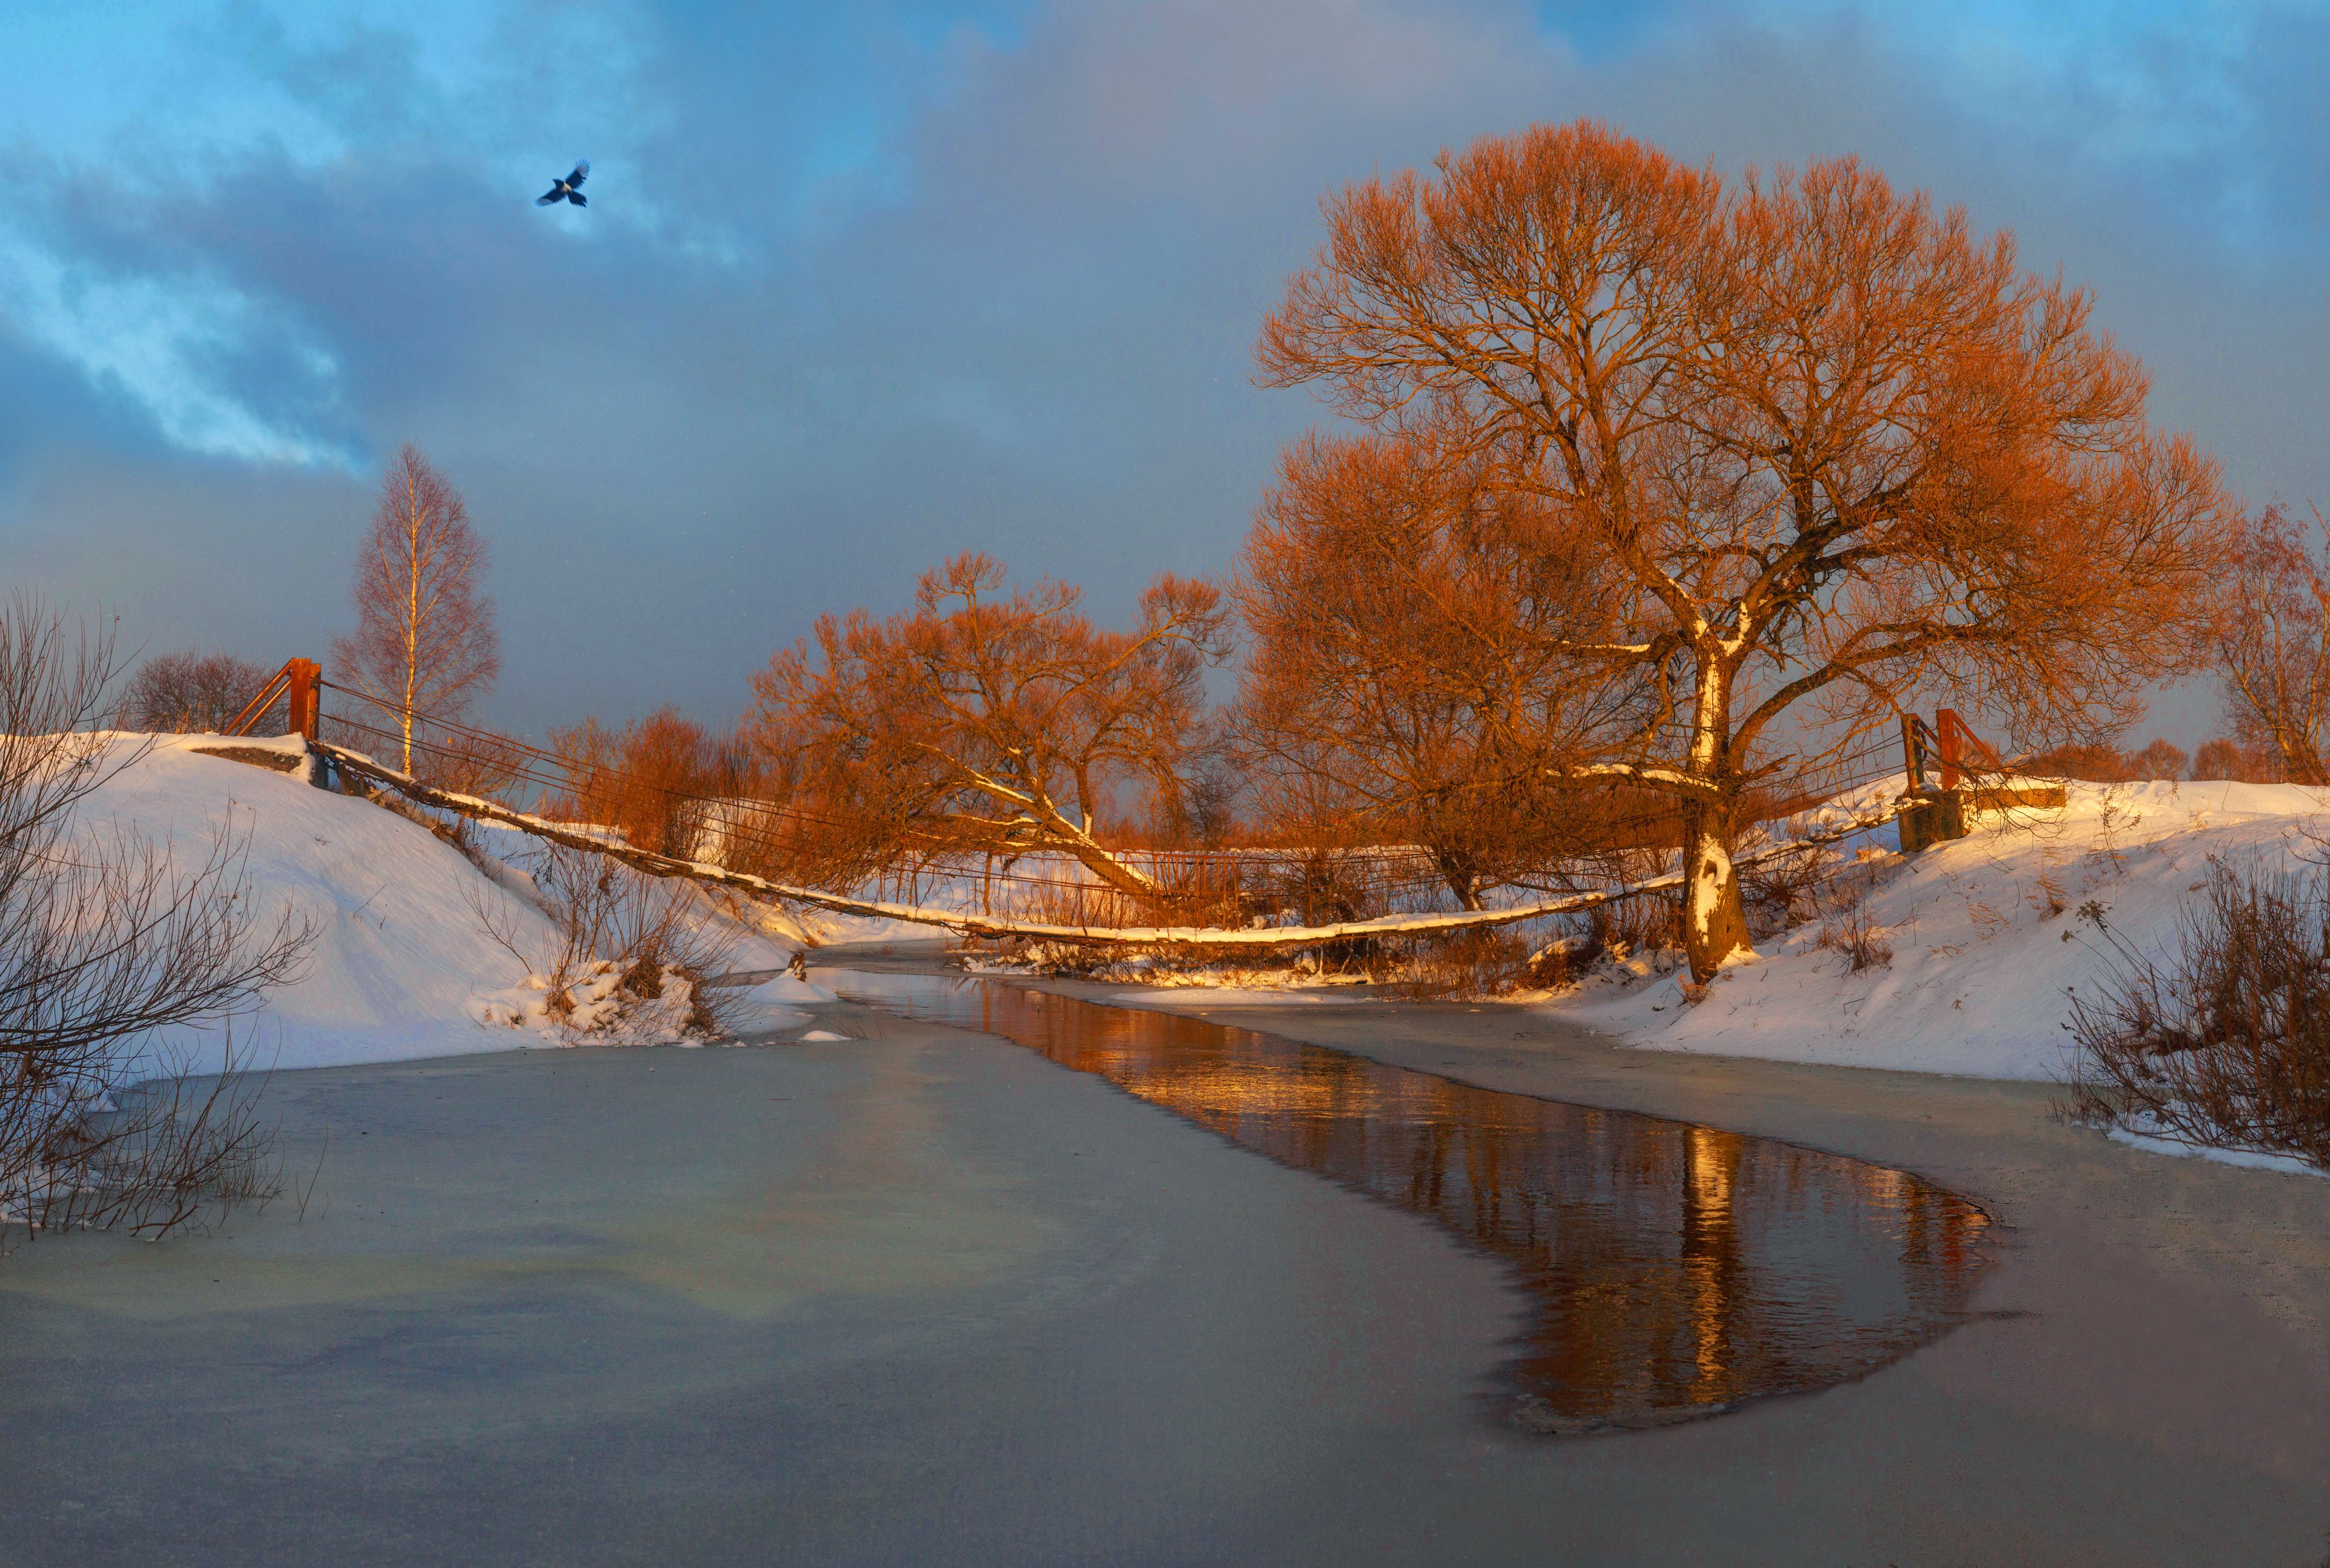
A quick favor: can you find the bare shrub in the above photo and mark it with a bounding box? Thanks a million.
[1741,846,1829,938]
[1391,884,1680,994]
[2020,741,2134,783]
[1001,854,1243,932]
[2065,859,2330,1169]
[1266,849,1386,971]
[0,598,314,1245]
[968,850,1253,977]
[2023,736,2190,783]
[472,843,742,1042]
[1513,932,1600,991]
[2191,737,2287,784]
[1593,886,1683,963]
[121,650,269,733]
[2125,738,2190,781]
[1263,849,1382,928]
[413,721,527,803]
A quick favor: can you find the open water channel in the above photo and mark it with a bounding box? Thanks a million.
[827,966,1994,1434]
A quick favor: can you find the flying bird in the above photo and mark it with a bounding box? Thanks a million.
[536,160,589,208]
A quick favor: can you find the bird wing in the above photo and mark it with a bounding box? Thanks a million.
[536,186,563,205]
[568,160,589,188]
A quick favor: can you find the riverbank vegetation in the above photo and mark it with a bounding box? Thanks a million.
[0,602,312,1245]
[2066,855,2330,1171]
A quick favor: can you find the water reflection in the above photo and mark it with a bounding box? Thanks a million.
[825,971,1990,1434]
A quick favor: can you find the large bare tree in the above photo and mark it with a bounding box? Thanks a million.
[750,554,1228,905]
[331,445,500,773]
[1258,121,2236,980]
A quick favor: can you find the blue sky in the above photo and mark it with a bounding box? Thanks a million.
[3,0,2325,747]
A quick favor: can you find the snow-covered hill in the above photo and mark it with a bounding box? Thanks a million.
[70,735,833,1074]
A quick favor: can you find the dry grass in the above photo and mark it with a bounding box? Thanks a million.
[471,843,744,1042]
[1815,881,1894,972]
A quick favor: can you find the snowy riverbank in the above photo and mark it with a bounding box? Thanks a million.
[73,736,2330,1111]
[1090,779,2330,1087]
[1561,778,2330,1081]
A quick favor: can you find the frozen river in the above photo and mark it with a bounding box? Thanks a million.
[0,954,2321,1565]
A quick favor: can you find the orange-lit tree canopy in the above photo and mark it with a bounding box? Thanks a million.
[750,552,1229,904]
[1258,120,2237,979]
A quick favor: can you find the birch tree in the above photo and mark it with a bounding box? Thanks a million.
[1258,121,2236,980]
[330,445,500,773]
[750,554,1228,905]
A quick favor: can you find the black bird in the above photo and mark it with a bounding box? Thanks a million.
[536,160,589,208]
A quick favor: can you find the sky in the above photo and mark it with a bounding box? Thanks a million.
[2,0,2325,750]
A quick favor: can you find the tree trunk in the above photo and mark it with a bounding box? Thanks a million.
[1680,798,1751,984]
[1433,847,1485,912]
[2272,733,2328,787]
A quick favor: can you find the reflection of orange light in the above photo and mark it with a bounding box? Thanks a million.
[1861,1163,1909,1207]
[1686,1126,1736,1404]
[925,977,2000,1427]
[1688,1125,1733,1211]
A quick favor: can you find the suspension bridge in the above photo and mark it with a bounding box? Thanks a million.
[214,658,2050,952]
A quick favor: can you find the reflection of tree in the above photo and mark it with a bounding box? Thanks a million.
[957,982,1985,1426]
[1680,1126,1742,1406]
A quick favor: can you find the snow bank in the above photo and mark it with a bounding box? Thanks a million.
[2104,1123,2326,1179]
[71,737,825,1075]
[1054,777,2330,1095]
[1559,778,2330,1080]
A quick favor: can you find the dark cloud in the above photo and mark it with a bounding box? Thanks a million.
[2,0,2322,753]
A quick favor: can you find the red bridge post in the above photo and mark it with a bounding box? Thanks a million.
[285,660,322,743]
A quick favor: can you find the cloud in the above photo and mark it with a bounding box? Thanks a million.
[0,0,2321,753]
